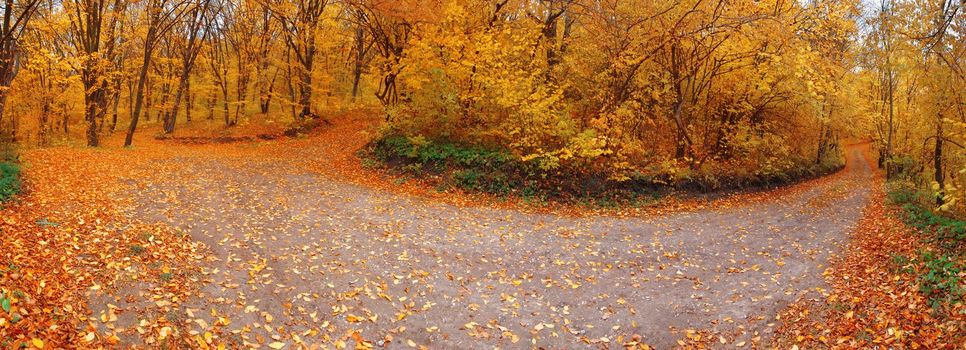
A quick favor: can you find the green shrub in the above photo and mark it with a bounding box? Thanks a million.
[374,136,511,165]
[0,162,20,202]
[372,135,415,161]
[895,200,966,250]
[887,183,920,205]
[894,250,964,312]
[888,155,920,180]
[372,135,521,196]
[916,251,963,311]
[452,169,483,190]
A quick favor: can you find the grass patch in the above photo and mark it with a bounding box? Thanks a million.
[159,272,174,282]
[0,162,20,202]
[129,245,146,256]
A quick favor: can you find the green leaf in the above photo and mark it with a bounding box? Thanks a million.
[35,218,60,227]
[1,297,10,313]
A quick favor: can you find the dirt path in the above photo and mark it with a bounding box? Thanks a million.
[103,142,872,349]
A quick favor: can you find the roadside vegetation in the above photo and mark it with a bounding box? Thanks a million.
[0,143,19,203]
[887,181,965,312]
[0,162,18,202]
[364,134,843,206]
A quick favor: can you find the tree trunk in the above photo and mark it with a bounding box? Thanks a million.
[82,63,105,147]
[85,89,100,146]
[885,69,895,178]
[0,93,6,131]
[351,24,364,101]
[298,64,312,120]
[233,59,248,124]
[285,47,298,121]
[258,67,275,114]
[816,106,835,164]
[164,68,191,133]
[185,79,192,123]
[207,94,215,120]
[38,98,50,145]
[0,0,21,135]
[259,91,271,113]
[110,83,120,132]
[124,24,157,147]
[935,118,944,205]
[221,83,231,126]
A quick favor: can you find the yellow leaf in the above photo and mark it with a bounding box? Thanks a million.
[159,326,172,340]
[194,335,210,350]
[268,341,286,349]
[31,338,44,349]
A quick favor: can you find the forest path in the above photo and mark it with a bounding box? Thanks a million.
[106,134,873,349]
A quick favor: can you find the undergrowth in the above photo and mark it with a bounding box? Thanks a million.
[364,135,842,207]
[0,143,19,202]
[369,135,543,199]
[887,182,965,312]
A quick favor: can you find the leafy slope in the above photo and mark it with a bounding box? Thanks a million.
[0,147,205,348]
[775,176,965,348]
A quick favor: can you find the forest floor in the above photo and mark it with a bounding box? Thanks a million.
[2,115,899,349]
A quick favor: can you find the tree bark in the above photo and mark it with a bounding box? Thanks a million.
[185,79,192,123]
[351,22,364,101]
[935,117,944,205]
[124,46,152,146]
[124,10,159,147]
[298,60,312,120]
[165,67,191,133]
[222,83,231,126]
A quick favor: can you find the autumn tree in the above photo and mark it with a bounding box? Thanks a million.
[864,0,903,175]
[202,2,233,126]
[19,12,77,144]
[265,0,328,121]
[123,0,194,146]
[0,0,40,133]
[161,0,211,133]
[346,0,415,108]
[859,0,964,209]
[66,0,126,146]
